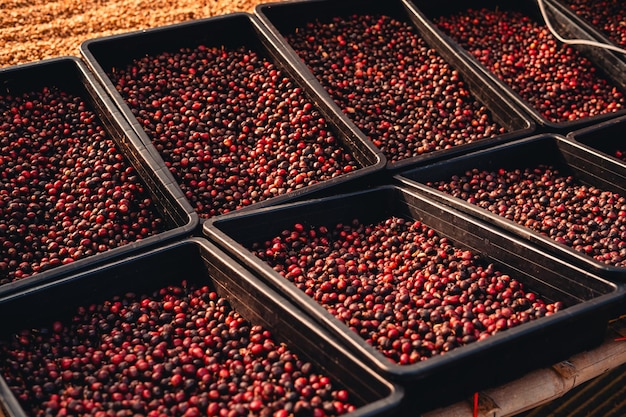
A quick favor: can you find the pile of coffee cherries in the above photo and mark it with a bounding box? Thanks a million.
[250,217,561,365]
[109,45,359,219]
[0,86,165,284]
[564,0,626,49]
[427,164,626,267]
[434,7,625,122]
[285,14,505,163]
[0,280,355,417]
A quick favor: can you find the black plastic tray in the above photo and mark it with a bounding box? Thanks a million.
[567,114,626,165]
[397,133,626,282]
[253,0,535,171]
[0,57,198,297]
[406,0,626,131]
[0,238,402,417]
[546,0,626,64]
[79,12,386,222]
[203,185,624,413]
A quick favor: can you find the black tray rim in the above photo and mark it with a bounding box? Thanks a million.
[566,112,626,165]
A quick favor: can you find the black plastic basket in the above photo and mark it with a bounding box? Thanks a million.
[405,0,626,131]
[0,238,402,417]
[0,57,197,297]
[397,133,626,282]
[567,114,626,164]
[203,185,624,413]
[254,0,535,171]
[79,12,386,222]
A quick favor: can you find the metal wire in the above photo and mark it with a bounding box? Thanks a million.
[537,0,626,55]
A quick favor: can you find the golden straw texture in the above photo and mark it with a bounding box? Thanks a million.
[0,0,278,68]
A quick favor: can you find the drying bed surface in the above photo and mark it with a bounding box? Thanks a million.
[0,0,278,68]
